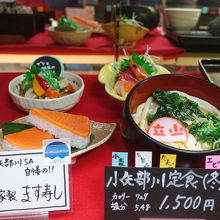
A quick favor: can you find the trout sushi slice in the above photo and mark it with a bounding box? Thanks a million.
[3,127,53,150]
[27,108,91,148]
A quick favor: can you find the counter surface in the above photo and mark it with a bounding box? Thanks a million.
[0,72,205,219]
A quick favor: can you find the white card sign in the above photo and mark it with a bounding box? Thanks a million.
[135,151,152,168]
[0,150,70,214]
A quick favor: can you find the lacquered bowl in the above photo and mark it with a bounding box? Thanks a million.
[120,74,220,167]
[8,72,84,113]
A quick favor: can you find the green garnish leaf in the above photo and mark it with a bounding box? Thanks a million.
[2,122,33,137]
[119,51,157,75]
[57,15,78,31]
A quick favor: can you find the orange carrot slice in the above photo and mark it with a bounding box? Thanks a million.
[33,76,45,97]
[73,16,100,29]
[66,83,76,92]
[44,89,59,98]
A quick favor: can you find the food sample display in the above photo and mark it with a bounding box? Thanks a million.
[48,15,92,45]
[19,65,76,99]
[102,15,150,46]
[113,51,168,98]
[27,108,91,149]
[54,15,79,32]
[132,89,220,151]
[98,50,170,101]
[3,126,53,150]
[2,108,91,150]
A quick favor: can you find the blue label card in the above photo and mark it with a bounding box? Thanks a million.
[135,151,152,168]
[43,138,71,165]
[112,152,128,167]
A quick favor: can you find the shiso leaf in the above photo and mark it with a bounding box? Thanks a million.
[119,51,157,75]
[2,122,33,137]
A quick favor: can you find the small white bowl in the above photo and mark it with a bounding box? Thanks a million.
[8,72,84,113]
[164,8,201,32]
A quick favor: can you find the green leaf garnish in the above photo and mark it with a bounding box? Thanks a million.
[2,122,33,137]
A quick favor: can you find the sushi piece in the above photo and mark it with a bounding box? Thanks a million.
[27,108,91,149]
[3,127,53,151]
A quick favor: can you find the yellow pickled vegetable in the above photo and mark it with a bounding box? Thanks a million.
[33,76,45,97]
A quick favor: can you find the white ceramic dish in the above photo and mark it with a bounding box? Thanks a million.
[8,72,84,113]
[164,8,202,32]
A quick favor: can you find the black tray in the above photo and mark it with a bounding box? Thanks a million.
[198,59,220,87]
[165,28,220,52]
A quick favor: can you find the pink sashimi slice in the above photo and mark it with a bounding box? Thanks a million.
[114,70,139,98]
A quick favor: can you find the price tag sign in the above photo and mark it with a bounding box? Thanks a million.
[112,152,128,167]
[205,155,220,169]
[159,154,177,168]
[31,55,64,76]
[0,150,70,214]
[105,167,220,220]
[135,151,152,168]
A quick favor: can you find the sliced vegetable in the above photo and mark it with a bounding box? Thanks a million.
[66,83,76,92]
[39,68,60,91]
[33,76,45,97]
[35,74,50,91]
[45,89,59,98]
[73,16,100,29]
[2,122,33,137]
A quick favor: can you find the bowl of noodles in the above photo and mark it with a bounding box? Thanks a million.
[120,74,220,165]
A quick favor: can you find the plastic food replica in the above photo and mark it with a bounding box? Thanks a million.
[2,108,91,150]
[113,51,170,98]
[132,89,220,151]
[19,65,76,99]
[54,15,79,32]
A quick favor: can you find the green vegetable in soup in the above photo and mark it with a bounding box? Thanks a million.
[147,89,220,149]
[148,89,205,126]
[188,112,220,148]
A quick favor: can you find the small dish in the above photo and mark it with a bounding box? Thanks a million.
[48,26,92,45]
[8,72,84,113]
[0,117,117,159]
[98,62,170,102]
[102,22,149,47]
